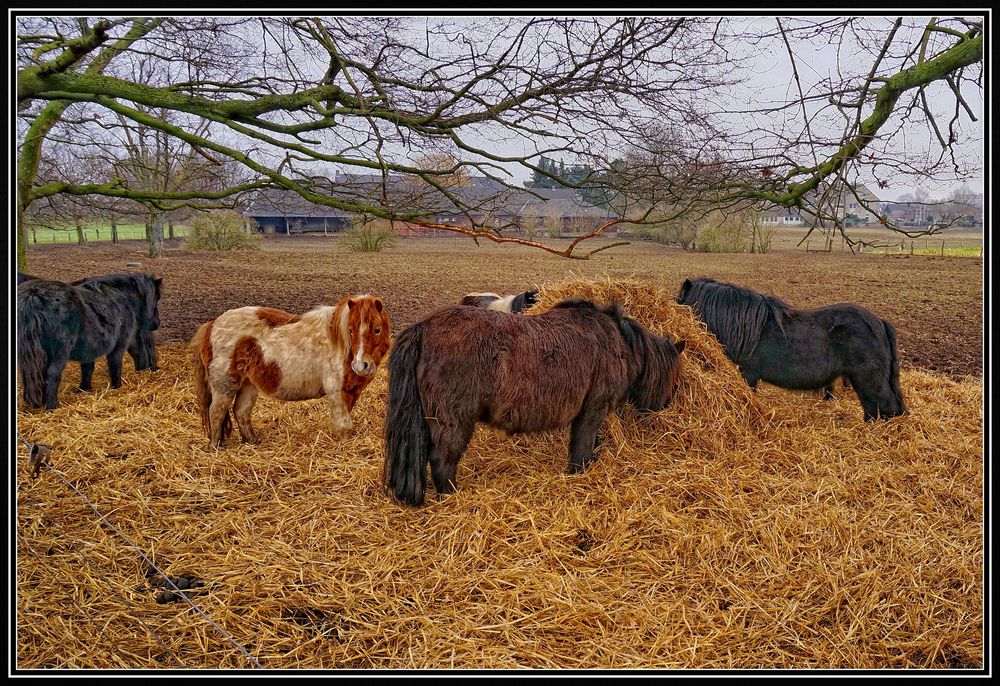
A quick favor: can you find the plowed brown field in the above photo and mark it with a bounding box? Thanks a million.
[19,234,984,379]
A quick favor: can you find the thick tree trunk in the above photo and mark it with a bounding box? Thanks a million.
[75,217,88,246]
[149,210,165,257]
[14,19,164,272]
[168,220,175,239]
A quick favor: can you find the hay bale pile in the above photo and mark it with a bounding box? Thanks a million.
[16,279,983,669]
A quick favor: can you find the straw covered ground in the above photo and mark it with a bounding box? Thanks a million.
[15,279,983,670]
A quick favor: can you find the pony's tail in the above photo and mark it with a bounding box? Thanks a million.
[190,322,230,440]
[883,319,906,415]
[383,322,431,506]
[16,294,48,408]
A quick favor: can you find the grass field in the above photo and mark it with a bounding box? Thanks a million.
[771,226,983,256]
[27,222,191,244]
[910,245,984,258]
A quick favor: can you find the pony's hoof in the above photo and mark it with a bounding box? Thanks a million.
[76,386,92,393]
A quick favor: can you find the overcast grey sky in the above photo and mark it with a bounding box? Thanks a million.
[485,15,984,202]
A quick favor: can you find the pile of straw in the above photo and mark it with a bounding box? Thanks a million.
[16,279,983,669]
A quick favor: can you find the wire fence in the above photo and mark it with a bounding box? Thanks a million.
[802,235,984,256]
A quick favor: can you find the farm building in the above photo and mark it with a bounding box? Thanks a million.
[759,183,884,228]
[883,196,984,228]
[244,173,616,236]
[760,206,807,226]
[244,189,352,234]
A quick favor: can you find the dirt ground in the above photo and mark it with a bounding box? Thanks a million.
[19,234,984,380]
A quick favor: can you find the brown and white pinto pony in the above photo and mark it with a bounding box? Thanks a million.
[460,289,539,314]
[191,295,390,447]
[384,299,686,506]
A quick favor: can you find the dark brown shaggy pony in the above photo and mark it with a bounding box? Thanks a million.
[384,299,686,506]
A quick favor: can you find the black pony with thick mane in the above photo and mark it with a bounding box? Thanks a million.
[676,277,904,421]
[384,299,686,506]
[18,272,159,375]
[17,273,162,409]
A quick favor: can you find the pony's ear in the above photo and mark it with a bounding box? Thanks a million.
[677,279,692,304]
[674,339,686,355]
[374,298,383,312]
[348,299,357,310]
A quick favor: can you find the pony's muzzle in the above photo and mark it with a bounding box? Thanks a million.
[352,359,375,376]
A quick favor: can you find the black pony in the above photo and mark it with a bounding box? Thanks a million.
[676,278,904,421]
[18,272,158,375]
[17,273,162,409]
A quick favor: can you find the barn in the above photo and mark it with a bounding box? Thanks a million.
[244,173,616,236]
[244,189,352,235]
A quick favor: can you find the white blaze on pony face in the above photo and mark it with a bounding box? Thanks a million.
[352,321,369,375]
[346,295,388,378]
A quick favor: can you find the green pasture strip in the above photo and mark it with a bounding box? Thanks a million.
[909,245,984,257]
[29,223,191,244]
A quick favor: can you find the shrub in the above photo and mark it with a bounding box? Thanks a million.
[342,216,398,253]
[695,211,746,253]
[644,215,699,250]
[186,210,260,251]
[694,209,769,253]
[746,212,776,254]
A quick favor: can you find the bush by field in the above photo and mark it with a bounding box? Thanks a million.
[186,211,261,251]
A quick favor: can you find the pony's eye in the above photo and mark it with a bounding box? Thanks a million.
[374,329,381,335]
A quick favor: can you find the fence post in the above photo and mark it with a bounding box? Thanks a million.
[910,241,914,255]
[940,240,945,256]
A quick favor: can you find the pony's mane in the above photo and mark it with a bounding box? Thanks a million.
[680,278,790,363]
[73,273,161,325]
[551,298,624,320]
[551,298,678,410]
[75,273,149,288]
[552,298,652,351]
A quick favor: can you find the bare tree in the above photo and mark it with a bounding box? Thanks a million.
[16,15,983,267]
[621,16,983,250]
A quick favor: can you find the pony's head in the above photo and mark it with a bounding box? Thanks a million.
[510,288,539,313]
[136,274,163,331]
[675,277,787,364]
[870,318,906,421]
[676,278,695,304]
[346,295,391,377]
[129,329,158,371]
[617,310,686,412]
